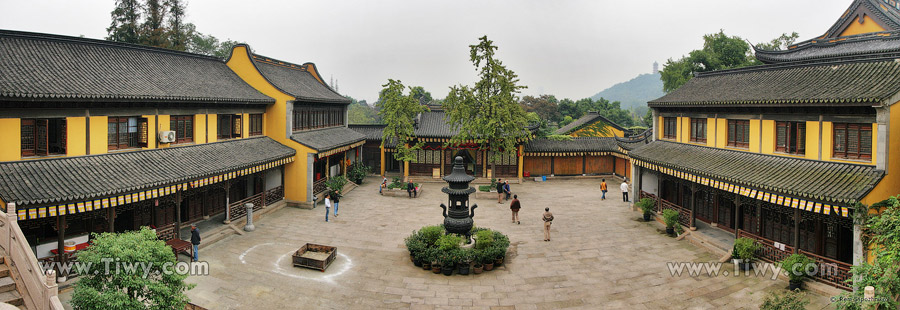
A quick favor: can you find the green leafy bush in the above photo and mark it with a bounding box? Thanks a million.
[780,253,815,282]
[347,161,370,182]
[732,237,760,261]
[662,209,679,228]
[405,231,427,261]
[325,175,348,198]
[474,230,494,249]
[834,197,900,309]
[637,198,656,214]
[419,226,443,247]
[436,234,462,251]
[478,185,492,192]
[759,289,808,310]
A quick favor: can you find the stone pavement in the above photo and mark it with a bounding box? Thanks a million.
[126,177,841,309]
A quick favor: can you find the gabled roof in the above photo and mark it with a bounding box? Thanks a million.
[247,52,350,104]
[629,141,883,204]
[415,110,459,138]
[754,32,900,64]
[0,137,295,206]
[648,56,900,107]
[821,0,900,39]
[290,127,365,152]
[0,30,273,104]
[554,111,628,136]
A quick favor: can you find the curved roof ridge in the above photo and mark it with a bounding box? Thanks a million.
[248,51,349,103]
[0,29,223,61]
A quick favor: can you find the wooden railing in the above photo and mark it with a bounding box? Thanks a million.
[640,191,658,212]
[229,194,263,221]
[313,178,327,195]
[798,249,852,291]
[0,206,64,310]
[264,186,284,206]
[659,197,692,228]
[737,229,794,264]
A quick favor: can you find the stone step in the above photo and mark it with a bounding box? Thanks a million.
[0,290,22,307]
[0,265,9,278]
[0,277,15,293]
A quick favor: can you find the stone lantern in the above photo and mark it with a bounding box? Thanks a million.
[440,156,478,241]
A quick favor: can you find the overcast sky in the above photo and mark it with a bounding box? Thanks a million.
[1,0,852,102]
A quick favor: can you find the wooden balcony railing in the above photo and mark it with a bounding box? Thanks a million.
[737,229,794,264]
[658,197,692,228]
[798,249,852,290]
[229,186,285,221]
[313,178,327,195]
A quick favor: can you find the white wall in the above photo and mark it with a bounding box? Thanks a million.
[265,168,282,190]
[640,169,659,196]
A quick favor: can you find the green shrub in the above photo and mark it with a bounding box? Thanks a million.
[419,226,443,246]
[733,237,760,261]
[405,231,426,259]
[324,175,348,198]
[436,234,462,251]
[492,230,509,249]
[478,185,492,192]
[662,209,679,228]
[474,230,494,249]
[759,289,808,310]
[637,198,656,214]
[780,253,815,282]
[347,161,370,182]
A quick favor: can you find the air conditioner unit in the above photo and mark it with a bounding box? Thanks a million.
[159,131,176,143]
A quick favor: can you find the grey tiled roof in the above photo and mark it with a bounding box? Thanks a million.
[0,30,273,104]
[252,55,350,104]
[554,112,627,135]
[290,127,366,151]
[0,137,295,206]
[628,141,883,204]
[524,137,618,153]
[348,125,400,148]
[755,33,900,64]
[821,0,900,39]
[648,58,900,107]
[415,110,458,137]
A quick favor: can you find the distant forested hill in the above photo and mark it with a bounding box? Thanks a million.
[590,73,664,115]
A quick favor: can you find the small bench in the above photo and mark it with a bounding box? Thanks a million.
[156,223,193,259]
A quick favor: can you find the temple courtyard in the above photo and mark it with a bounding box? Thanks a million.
[67,177,835,309]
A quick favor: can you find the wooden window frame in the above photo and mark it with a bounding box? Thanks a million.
[218,114,242,140]
[833,123,872,160]
[169,115,194,144]
[662,117,677,139]
[108,117,146,150]
[249,114,263,136]
[689,118,706,143]
[727,119,750,148]
[21,118,67,157]
[775,121,806,155]
[292,105,345,132]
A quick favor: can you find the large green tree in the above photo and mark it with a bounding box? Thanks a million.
[378,79,428,180]
[165,0,188,51]
[519,95,560,123]
[107,0,142,44]
[140,0,168,48]
[443,36,531,176]
[71,228,193,310]
[660,30,756,92]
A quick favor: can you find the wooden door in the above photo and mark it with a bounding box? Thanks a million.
[523,156,551,176]
[553,157,582,175]
[584,156,613,174]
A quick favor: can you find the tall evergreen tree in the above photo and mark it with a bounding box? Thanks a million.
[443,36,532,177]
[165,0,188,51]
[141,0,169,48]
[107,0,142,44]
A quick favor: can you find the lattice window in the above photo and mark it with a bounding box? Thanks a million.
[727,120,750,148]
[170,115,194,144]
[690,118,706,143]
[249,114,263,136]
[833,123,871,159]
[775,121,805,155]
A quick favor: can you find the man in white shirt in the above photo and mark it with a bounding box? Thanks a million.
[324,194,332,222]
[620,179,630,202]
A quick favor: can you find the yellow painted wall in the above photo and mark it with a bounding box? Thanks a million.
[156,114,170,148]
[822,122,833,161]
[140,115,157,149]
[716,119,728,148]
[805,121,820,160]
[194,114,207,144]
[658,116,665,140]
[862,103,900,205]
[65,117,86,156]
[760,120,775,154]
[517,144,524,179]
[706,118,716,147]
[839,15,886,37]
[206,114,217,143]
[749,119,761,152]
[89,116,108,155]
[0,119,21,162]
[679,117,689,143]
[226,45,317,202]
[242,113,250,138]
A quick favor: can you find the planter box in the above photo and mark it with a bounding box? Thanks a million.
[292,243,337,272]
[474,190,499,200]
[382,188,423,198]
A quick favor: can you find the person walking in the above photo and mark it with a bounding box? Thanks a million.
[190,224,201,262]
[503,181,512,201]
[406,181,417,198]
[496,178,504,203]
[324,194,332,222]
[621,179,630,202]
[379,177,387,195]
[542,207,554,241]
[600,179,608,200]
[510,194,521,224]
[332,190,340,217]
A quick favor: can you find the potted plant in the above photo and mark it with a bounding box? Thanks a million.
[472,250,484,274]
[457,249,472,275]
[439,252,455,276]
[347,162,370,185]
[421,247,435,270]
[404,232,425,267]
[324,175,348,199]
[481,249,495,271]
[637,198,656,221]
[662,209,679,235]
[474,230,493,250]
[780,253,815,291]
[732,237,761,271]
